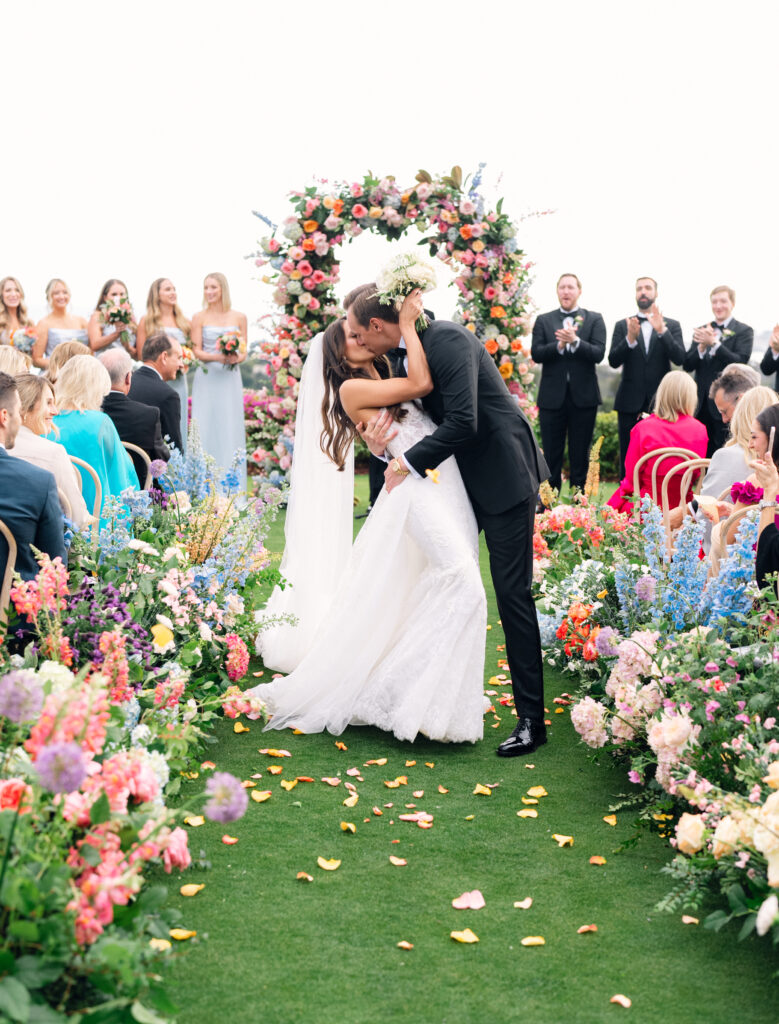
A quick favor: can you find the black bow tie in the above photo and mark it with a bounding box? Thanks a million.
[637,314,649,321]
[560,310,578,318]
[712,322,726,331]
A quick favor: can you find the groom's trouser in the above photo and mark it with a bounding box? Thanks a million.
[477,496,544,723]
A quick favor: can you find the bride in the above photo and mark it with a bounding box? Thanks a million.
[250,291,487,744]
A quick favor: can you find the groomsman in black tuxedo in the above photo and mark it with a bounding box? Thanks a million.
[759,324,779,388]
[608,277,686,478]
[100,349,170,487]
[128,332,185,454]
[683,285,754,456]
[348,288,550,757]
[531,273,606,492]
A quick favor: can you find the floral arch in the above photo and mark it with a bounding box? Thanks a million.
[246,165,538,484]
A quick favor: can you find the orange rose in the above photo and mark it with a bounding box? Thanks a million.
[465,323,477,333]
[369,206,383,218]
[301,239,315,251]
[485,338,499,354]
[490,306,507,319]
[459,225,473,240]
[499,363,513,380]
[333,199,344,215]
[471,239,486,253]
[302,219,319,234]
[503,273,514,286]
[400,192,411,204]
[511,340,524,353]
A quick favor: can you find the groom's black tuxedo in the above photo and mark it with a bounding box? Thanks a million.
[401,319,549,723]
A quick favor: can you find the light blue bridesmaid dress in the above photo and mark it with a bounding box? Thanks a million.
[190,324,247,493]
[45,326,88,358]
[163,326,189,453]
[100,322,136,353]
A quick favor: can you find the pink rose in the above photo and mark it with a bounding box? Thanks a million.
[324,213,341,231]
[162,827,191,873]
[484,286,497,300]
[289,246,304,261]
[314,241,329,257]
[312,270,325,284]
[303,277,316,291]
[270,356,283,370]
[268,238,280,253]
[297,260,313,276]
[350,183,364,198]
[279,455,291,470]
[416,183,432,200]
[460,249,474,265]
[352,203,368,218]
[518,362,529,375]
[470,223,483,238]
[308,297,321,311]
[475,253,489,268]
[281,260,294,274]
[459,198,476,216]
[487,212,497,222]
[305,197,320,215]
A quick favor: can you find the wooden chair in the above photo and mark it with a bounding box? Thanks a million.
[661,458,710,554]
[69,457,102,550]
[632,447,701,505]
[122,442,152,490]
[716,506,756,563]
[0,517,18,632]
[57,487,73,521]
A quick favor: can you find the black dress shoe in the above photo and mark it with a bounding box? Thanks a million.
[496,717,547,757]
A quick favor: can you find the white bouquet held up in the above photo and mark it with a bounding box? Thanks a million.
[375,252,437,332]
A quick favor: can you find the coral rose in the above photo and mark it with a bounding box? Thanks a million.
[485,338,499,355]
[302,219,319,234]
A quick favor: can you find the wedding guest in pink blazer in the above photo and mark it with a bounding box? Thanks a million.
[607,371,708,513]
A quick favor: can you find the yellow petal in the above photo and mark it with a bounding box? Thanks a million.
[251,789,272,803]
[267,765,283,775]
[522,797,539,805]
[233,722,250,734]
[517,809,538,819]
[527,786,548,798]
[577,924,598,934]
[241,780,256,788]
[181,771,199,780]
[296,871,313,882]
[169,928,197,941]
[365,757,388,766]
[343,793,359,807]
[589,855,607,865]
[464,814,474,820]
[552,834,574,847]
[450,928,479,944]
[514,897,533,909]
[603,814,617,827]
[438,785,449,794]
[151,623,174,647]
[335,741,348,750]
[473,784,491,796]
[317,857,341,871]
[384,780,401,789]
[681,915,699,925]
[149,938,172,951]
[259,748,291,757]
[389,855,407,866]
[179,884,205,897]
[405,760,416,767]
[340,821,356,833]
[280,779,298,791]
[397,940,414,950]
[183,815,205,827]
[425,468,440,484]
[520,936,545,946]
[425,762,435,768]
[610,995,632,1008]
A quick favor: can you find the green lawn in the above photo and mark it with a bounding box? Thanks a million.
[159,477,777,1024]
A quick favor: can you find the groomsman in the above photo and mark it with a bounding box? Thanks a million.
[759,324,779,388]
[608,277,685,478]
[531,274,606,492]
[683,285,754,456]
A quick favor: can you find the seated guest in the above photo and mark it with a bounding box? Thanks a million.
[12,375,90,529]
[753,437,779,592]
[709,363,761,428]
[128,332,184,453]
[46,339,91,385]
[607,371,708,513]
[51,356,137,522]
[0,347,32,375]
[100,349,169,487]
[0,372,65,581]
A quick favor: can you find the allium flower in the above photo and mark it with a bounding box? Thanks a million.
[0,669,44,723]
[635,575,656,602]
[149,459,168,478]
[36,741,88,793]
[594,626,620,658]
[204,771,248,823]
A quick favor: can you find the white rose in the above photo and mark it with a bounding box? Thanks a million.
[756,894,779,935]
[173,492,191,514]
[662,714,694,749]
[711,815,741,859]
[675,812,705,855]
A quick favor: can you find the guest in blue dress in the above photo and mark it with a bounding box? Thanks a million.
[191,272,247,494]
[137,278,191,451]
[50,355,137,524]
[87,279,137,357]
[33,279,88,371]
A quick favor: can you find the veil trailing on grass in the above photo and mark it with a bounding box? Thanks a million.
[255,332,354,673]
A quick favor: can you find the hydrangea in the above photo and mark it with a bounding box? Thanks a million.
[571,696,609,748]
[0,669,44,723]
[595,626,620,657]
[204,771,248,823]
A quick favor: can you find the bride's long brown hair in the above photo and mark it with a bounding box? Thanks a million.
[320,318,406,471]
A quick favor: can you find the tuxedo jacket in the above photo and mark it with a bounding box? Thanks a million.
[403,320,549,516]
[127,366,183,454]
[608,316,685,414]
[530,308,606,409]
[682,318,754,417]
[760,346,779,384]
[0,448,65,581]
[102,391,170,487]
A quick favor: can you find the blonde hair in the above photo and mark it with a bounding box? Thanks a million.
[45,278,71,309]
[710,284,735,304]
[203,272,231,311]
[15,374,55,434]
[0,347,32,374]
[47,340,91,384]
[0,277,32,333]
[653,370,697,422]
[728,385,779,451]
[144,278,190,336]
[55,354,110,412]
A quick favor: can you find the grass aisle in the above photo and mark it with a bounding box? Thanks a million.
[161,479,777,1024]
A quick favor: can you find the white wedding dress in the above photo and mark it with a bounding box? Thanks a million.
[249,402,487,744]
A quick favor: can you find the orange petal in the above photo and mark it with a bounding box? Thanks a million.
[577,924,598,934]
[517,809,538,819]
[514,898,533,909]
[552,834,574,847]
[681,915,699,925]
[280,779,298,791]
[296,872,313,882]
[296,776,315,783]
[183,815,205,827]
[222,835,239,845]
[417,821,433,829]
[267,766,283,775]
[317,857,341,871]
[343,793,359,807]
[252,670,264,677]
[450,928,479,944]
[438,785,449,794]
[365,758,388,766]
[610,995,632,1008]
[169,929,197,941]
[425,762,435,768]
[340,821,356,833]
[413,790,424,798]
[384,780,401,789]
[520,936,545,946]
[180,884,205,897]
[259,748,291,757]
[242,781,257,790]
[149,938,172,951]
[233,722,250,734]
[405,760,416,767]
[251,790,272,803]
[396,940,414,950]
[473,784,491,796]
[372,806,383,816]
[389,855,407,866]
[603,814,618,827]
[589,855,607,866]
[335,741,348,750]
[395,776,408,785]
[527,786,548,798]
[200,760,216,770]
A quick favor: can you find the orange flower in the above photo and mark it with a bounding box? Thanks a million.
[503,273,514,286]
[471,240,486,253]
[490,306,507,319]
[302,238,315,251]
[400,192,411,204]
[485,338,499,354]
[499,363,513,380]
[322,196,335,210]
[333,198,344,215]
[511,340,524,353]
[568,602,592,624]
[459,225,473,240]
[302,219,319,234]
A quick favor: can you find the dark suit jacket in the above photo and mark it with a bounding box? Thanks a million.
[608,315,685,414]
[531,308,606,409]
[682,318,754,417]
[127,366,183,454]
[0,448,66,581]
[403,320,549,516]
[760,346,779,385]
[102,391,170,487]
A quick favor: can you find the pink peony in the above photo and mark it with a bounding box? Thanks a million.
[350,183,364,198]
[352,203,368,218]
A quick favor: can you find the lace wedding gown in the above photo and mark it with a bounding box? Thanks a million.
[249,403,487,744]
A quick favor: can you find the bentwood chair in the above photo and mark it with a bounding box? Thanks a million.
[715,506,756,563]
[661,457,710,554]
[122,442,152,490]
[68,456,103,551]
[632,447,701,506]
[0,517,18,632]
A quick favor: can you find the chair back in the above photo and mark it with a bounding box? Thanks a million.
[57,487,73,521]
[632,447,700,505]
[0,516,18,631]
[122,442,152,490]
[716,506,756,562]
[69,456,102,549]
[661,458,710,556]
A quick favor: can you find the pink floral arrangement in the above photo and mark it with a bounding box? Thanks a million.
[225,632,250,681]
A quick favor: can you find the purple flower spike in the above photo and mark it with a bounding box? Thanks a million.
[36,741,88,794]
[204,772,248,823]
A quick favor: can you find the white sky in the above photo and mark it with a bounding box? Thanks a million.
[5,0,779,347]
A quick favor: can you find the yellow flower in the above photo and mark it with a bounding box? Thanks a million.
[471,239,486,253]
[499,363,513,380]
[151,623,174,651]
[369,206,383,218]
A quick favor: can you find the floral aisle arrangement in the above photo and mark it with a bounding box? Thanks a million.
[248,164,543,485]
[536,492,779,944]
[0,437,281,1018]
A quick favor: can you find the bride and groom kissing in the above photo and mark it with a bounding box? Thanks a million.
[249,278,550,758]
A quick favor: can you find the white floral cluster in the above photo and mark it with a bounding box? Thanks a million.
[539,559,607,613]
[375,251,437,312]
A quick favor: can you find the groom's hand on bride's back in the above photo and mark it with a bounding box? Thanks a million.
[357,410,398,458]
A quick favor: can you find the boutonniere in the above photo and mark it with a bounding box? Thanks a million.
[573,314,584,328]
[722,328,734,339]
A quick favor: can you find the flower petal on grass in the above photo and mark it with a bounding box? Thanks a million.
[372,806,383,816]
[452,890,485,910]
[233,722,250,734]
[520,936,545,946]
[425,762,435,768]
[473,784,491,796]
[610,995,631,1008]
[450,928,479,944]
[183,815,205,827]
[397,940,414,950]
[514,898,533,909]
[589,855,607,865]
[365,758,388,766]
[389,855,407,866]
[169,929,197,941]
[527,786,548,798]
[340,821,356,833]
[149,938,172,951]
[251,790,272,803]
[343,793,359,807]
[335,741,348,750]
[321,777,341,787]
[200,761,216,770]
[180,884,205,897]
[280,779,298,791]
[681,915,699,925]
[438,785,449,794]
[577,924,598,934]
[258,748,291,757]
[221,835,239,845]
[552,834,574,847]
[385,780,401,789]
[267,766,283,775]
[522,797,539,805]
[296,776,315,783]
[413,790,424,798]
[603,814,618,826]
[405,760,416,767]
[517,809,538,819]
[297,872,313,882]
[317,857,341,871]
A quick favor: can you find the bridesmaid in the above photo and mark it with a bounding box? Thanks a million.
[87,279,137,356]
[33,279,88,370]
[191,272,247,494]
[137,278,191,451]
[0,277,34,346]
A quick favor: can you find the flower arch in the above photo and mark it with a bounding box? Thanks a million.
[246,165,538,485]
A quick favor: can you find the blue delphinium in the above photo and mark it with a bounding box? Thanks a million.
[641,496,667,575]
[537,611,563,648]
[702,513,760,629]
[614,562,639,627]
[120,487,153,521]
[665,514,707,629]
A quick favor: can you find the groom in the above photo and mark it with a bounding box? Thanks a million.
[347,289,550,756]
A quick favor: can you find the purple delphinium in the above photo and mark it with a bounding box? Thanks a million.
[64,577,153,670]
[36,741,88,793]
[635,574,657,602]
[204,772,248,823]
[0,669,43,724]
[594,626,620,657]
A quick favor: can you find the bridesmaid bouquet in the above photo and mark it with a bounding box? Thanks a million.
[99,298,134,348]
[9,326,37,354]
[178,345,197,378]
[375,252,437,332]
[217,331,243,370]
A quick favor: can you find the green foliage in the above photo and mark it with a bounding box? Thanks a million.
[594,410,620,481]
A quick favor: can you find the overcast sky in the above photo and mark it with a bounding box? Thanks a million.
[5,0,778,348]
